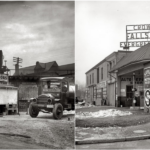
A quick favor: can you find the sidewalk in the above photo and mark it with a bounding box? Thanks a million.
[76,122,150,144]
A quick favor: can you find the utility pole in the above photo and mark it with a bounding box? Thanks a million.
[13,57,23,75]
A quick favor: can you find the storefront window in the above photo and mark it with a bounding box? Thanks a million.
[126,85,133,98]
[97,68,99,83]
[92,73,94,83]
[90,75,91,84]
[101,67,103,80]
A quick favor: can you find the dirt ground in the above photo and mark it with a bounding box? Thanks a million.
[0,111,75,149]
[76,106,150,127]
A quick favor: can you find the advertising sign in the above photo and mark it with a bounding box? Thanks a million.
[97,81,106,89]
[120,41,150,47]
[127,24,150,31]
[144,67,150,112]
[0,74,8,82]
[120,24,150,48]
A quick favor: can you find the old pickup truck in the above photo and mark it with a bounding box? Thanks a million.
[29,77,75,119]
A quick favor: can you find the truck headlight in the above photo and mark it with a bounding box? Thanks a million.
[48,99,52,104]
[33,98,37,102]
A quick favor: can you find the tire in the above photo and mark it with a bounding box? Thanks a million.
[29,102,39,118]
[53,103,63,119]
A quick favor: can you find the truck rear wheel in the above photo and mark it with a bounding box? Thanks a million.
[53,103,63,119]
[29,102,39,118]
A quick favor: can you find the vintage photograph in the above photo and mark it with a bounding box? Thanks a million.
[0,1,75,149]
[75,1,150,149]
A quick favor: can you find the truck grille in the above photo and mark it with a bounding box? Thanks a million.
[37,98,49,104]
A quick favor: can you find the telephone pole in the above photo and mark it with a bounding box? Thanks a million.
[13,57,23,75]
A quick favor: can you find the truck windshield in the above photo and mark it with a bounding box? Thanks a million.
[42,81,61,92]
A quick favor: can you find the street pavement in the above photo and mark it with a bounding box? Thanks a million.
[76,106,150,148]
[76,122,150,142]
[0,111,75,149]
[76,139,150,149]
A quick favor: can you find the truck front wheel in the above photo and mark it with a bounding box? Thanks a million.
[29,102,39,118]
[53,103,63,119]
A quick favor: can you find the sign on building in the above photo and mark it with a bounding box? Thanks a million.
[144,67,150,112]
[97,81,106,89]
[120,24,150,48]
[0,74,8,84]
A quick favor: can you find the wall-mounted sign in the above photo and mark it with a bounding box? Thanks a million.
[121,77,143,81]
[144,68,150,78]
[144,67,150,110]
[121,89,125,92]
[121,77,143,85]
[97,81,106,89]
[0,74,8,82]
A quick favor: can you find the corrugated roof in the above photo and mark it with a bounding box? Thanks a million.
[110,43,150,72]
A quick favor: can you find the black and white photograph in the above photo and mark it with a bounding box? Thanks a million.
[75,1,150,149]
[0,1,75,149]
[3,0,150,150]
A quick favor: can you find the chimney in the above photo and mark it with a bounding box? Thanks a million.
[36,61,39,66]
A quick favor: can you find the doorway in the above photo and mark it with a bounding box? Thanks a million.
[126,85,133,107]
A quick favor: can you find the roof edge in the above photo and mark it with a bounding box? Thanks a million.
[85,50,131,74]
[110,59,150,72]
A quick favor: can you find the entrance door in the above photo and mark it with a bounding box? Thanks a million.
[126,85,133,107]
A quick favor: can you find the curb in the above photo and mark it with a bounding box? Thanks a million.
[75,134,150,145]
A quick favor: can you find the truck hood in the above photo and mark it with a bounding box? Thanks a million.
[38,93,54,99]
[38,93,60,99]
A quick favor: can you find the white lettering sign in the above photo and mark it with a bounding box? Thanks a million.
[0,74,8,82]
[127,32,150,40]
[127,25,150,31]
[97,81,106,89]
[120,41,150,47]
[121,89,125,92]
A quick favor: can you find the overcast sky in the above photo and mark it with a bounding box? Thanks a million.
[75,1,150,86]
[0,1,74,74]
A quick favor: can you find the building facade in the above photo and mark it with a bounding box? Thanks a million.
[85,50,132,106]
[110,43,150,111]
